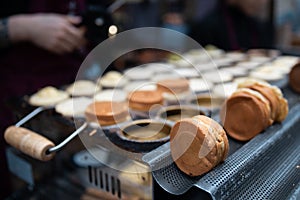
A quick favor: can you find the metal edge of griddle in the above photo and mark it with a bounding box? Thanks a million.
[194,103,300,200]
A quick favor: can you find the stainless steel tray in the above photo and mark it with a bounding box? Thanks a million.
[143,84,300,200]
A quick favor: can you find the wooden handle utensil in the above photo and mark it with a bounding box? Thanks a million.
[4,126,55,161]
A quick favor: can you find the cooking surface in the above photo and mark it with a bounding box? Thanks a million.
[5,57,300,199]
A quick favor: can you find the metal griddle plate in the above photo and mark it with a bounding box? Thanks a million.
[143,85,300,200]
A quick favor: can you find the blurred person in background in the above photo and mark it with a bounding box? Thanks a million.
[189,0,274,51]
[275,0,300,50]
[0,0,114,198]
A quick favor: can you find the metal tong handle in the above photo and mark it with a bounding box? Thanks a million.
[15,106,46,127]
[47,122,88,154]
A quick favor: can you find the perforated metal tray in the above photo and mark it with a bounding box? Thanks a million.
[143,85,300,200]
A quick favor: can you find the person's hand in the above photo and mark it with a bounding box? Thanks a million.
[8,13,87,54]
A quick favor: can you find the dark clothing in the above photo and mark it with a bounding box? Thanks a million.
[189,2,274,51]
[0,0,87,94]
[0,0,87,17]
[0,1,87,198]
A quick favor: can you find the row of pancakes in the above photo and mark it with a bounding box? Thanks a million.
[26,50,300,178]
[28,77,193,125]
[28,49,300,112]
[28,56,300,120]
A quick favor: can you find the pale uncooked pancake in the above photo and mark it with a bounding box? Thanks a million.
[145,63,175,73]
[124,67,153,80]
[213,57,234,67]
[271,58,299,73]
[250,67,284,82]
[225,52,246,62]
[235,61,260,70]
[220,67,248,77]
[169,59,192,68]
[151,73,180,82]
[174,68,200,78]
[55,97,93,118]
[202,71,233,84]
[183,49,210,63]
[247,49,280,59]
[273,56,299,67]
[195,62,216,71]
[124,81,157,92]
[212,82,238,98]
[66,80,100,96]
[258,64,290,75]
[94,89,127,102]
[162,91,190,102]
[249,56,272,64]
[29,86,69,106]
[98,71,128,88]
[189,78,212,93]
[206,49,225,58]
